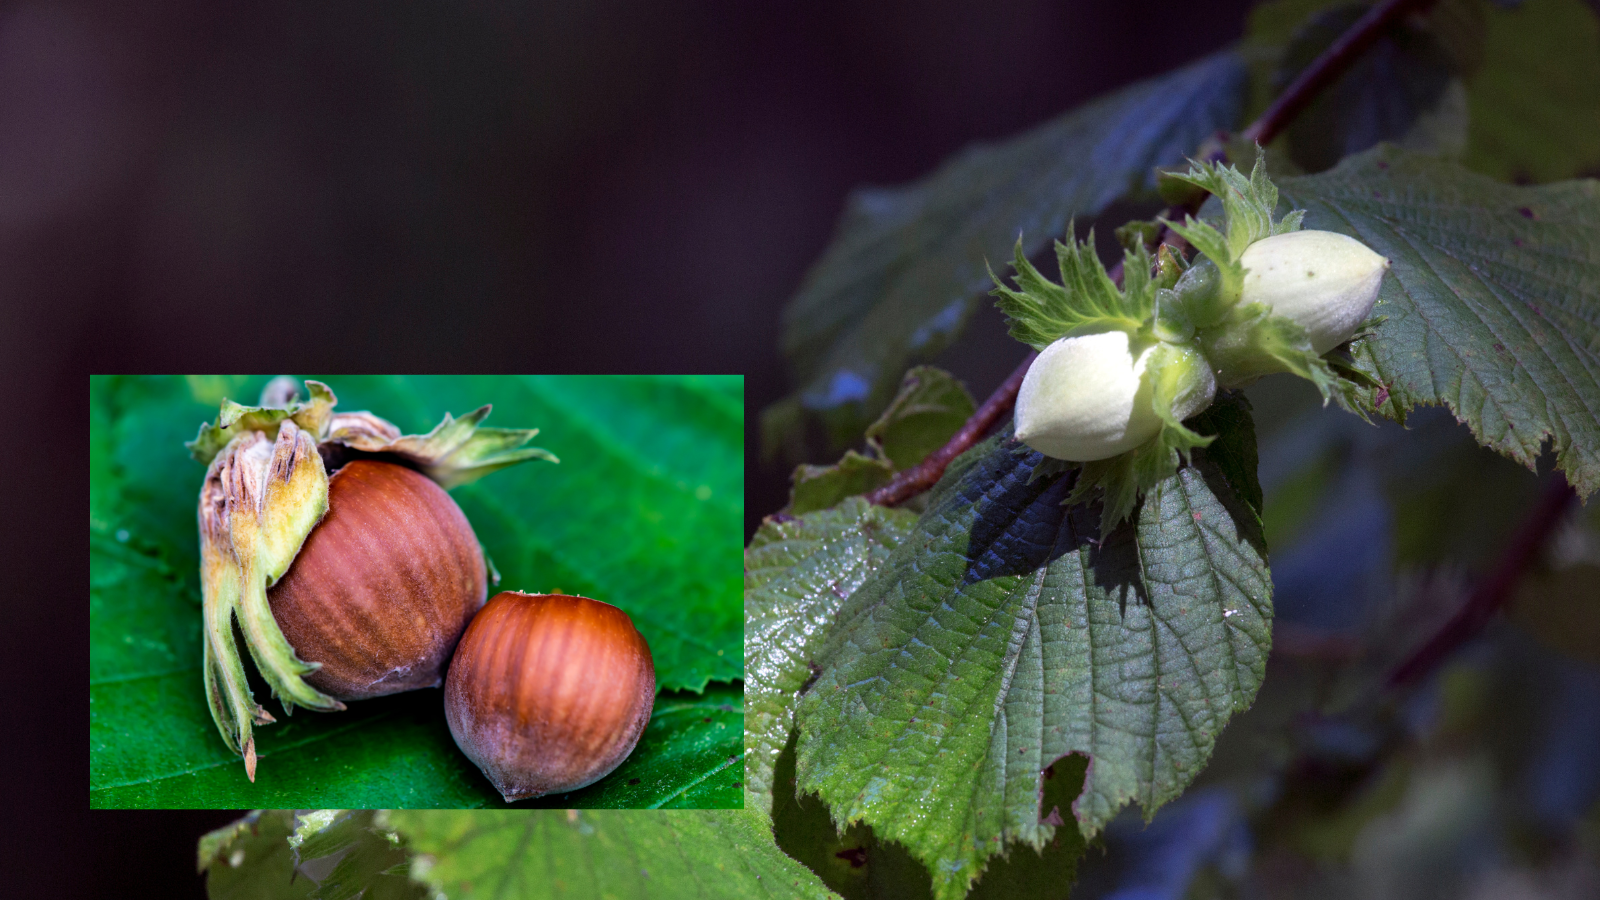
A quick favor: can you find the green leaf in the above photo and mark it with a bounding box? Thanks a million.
[1463,0,1600,183]
[794,400,1271,900]
[771,731,1088,900]
[200,810,313,900]
[91,375,742,807]
[288,810,424,900]
[385,809,840,899]
[206,809,838,900]
[203,810,426,900]
[785,366,974,515]
[1278,146,1600,498]
[790,452,896,517]
[770,50,1248,449]
[745,498,919,815]
[864,366,977,472]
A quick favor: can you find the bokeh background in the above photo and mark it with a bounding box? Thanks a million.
[35,3,1255,894]
[38,0,1599,897]
[0,0,1258,534]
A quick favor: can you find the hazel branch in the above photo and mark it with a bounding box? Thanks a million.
[1241,0,1440,146]
[868,0,1430,509]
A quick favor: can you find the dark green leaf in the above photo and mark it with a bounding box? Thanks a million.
[771,51,1248,448]
[201,811,311,900]
[1191,391,1265,519]
[385,809,839,899]
[288,811,425,900]
[864,366,976,472]
[1278,146,1600,498]
[790,452,896,516]
[794,401,1271,900]
[91,375,742,807]
[772,730,1087,900]
[745,498,919,813]
[785,366,973,515]
[203,810,427,900]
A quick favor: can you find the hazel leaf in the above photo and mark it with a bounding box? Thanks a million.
[1463,0,1600,184]
[385,809,840,900]
[1277,144,1600,498]
[864,366,977,472]
[744,498,919,814]
[785,366,974,514]
[794,396,1270,900]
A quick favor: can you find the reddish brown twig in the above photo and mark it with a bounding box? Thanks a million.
[1386,476,1578,689]
[863,351,1036,506]
[866,0,1432,508]
[1241,0,1439,146]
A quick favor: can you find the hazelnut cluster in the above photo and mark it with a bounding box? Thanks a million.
[190,379,653,797]
[992,156,1390,528]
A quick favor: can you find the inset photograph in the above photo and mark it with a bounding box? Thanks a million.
[90,374,742,808]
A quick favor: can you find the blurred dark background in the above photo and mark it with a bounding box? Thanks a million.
[34,1,1265,896]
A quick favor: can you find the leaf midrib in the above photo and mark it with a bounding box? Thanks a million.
[91,711,398,793]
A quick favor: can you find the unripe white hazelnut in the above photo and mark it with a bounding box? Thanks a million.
[1015,331,1166,461]
[1239,230,1390,354]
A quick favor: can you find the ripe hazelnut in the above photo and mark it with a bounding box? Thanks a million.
[444,591,655,801]
[268,460,487,700]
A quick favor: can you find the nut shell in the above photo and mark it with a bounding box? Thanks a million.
[267,460,487,700]
[444,591,655,801]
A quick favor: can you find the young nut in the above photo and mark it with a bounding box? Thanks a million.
[1239,229,1390,354]
[267,460,487,700]
[444,591,655,801]
[1014,330,1215,461]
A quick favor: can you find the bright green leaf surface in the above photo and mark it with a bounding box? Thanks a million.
[745,498,919,814]
[386,809,839,899]
[91,375,742,808]
[770,51,1247,448]
[1278,146,1600,498]
[794,398,1271,900]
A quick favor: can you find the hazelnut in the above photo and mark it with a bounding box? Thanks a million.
[444,591,655,801]
[268,460,486,700]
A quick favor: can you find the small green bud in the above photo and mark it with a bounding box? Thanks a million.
[1239,230,1389,354]
[1151,289,1195,344]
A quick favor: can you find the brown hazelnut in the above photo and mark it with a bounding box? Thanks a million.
[444,591,655,800]
[268,460,487,700]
